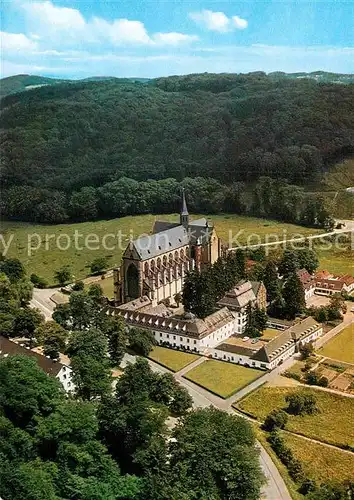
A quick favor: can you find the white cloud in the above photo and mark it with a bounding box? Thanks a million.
[0,31,38,52]
[153,32,199,46]
[24,1,86,30]
[21,0,198,47]
[189,10,248,32]
[232,16,248,30]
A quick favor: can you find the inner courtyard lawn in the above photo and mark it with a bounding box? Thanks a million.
[261,328,281,341]
[1,214,321,284]
[284,432,354,484]
[184,359,264,398]
[236,386,354,449]
[148,346,200,372]
[317,324,354,365]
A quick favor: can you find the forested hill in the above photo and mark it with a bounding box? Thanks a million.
[0,72,353,223]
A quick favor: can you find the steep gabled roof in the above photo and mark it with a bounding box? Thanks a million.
[129,225,189,260]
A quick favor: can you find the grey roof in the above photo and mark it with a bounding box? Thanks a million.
[152,221,180,234]
[134,217,214,260]
[188,219,213,245]
[181,188,189,215]
[131,225,190,260]
[217,343,257,357]
[252,316,321,363]
[252,329,294,363]
[218,280,256,310]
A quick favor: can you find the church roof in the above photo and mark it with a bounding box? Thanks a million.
[132,217,214,261]
[152,221,180,234]
[130,225,190,260]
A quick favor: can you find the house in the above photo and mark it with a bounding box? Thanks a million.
[0,336,74,393]
[109,301,237,352]
[210,317,323,370]
[298,269,354,298]
[217,280,266,334]
[113,189,220,305]
[297,269,316,300]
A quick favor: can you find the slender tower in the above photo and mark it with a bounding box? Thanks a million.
[180,188,189,228]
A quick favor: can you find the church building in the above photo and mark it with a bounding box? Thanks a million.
[114,191,220,305]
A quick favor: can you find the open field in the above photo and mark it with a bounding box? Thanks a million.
[314,244,354,275]
[184,359,264,398]
[1,214,321,284]
[148,346,200,372]
[284,432,354,484]
[236,386,354,449]
[261,328,281,341]
[317,324,354,365]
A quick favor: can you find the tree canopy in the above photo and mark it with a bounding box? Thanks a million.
[1,74,352,225]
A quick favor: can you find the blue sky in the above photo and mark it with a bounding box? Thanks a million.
[1,0,353,78]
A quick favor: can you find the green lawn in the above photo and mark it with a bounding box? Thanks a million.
[284,432,354,484]
[261,328,281,341]
[184,359,264,398]
[315,244,354,275]
[0,214,321,284]
[317,324,354,365]
[236,386,354,449]
[148,346,200,372]
[85,276,114,299]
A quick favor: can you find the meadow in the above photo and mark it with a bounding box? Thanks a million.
[0,214,322,284]
[317,324,354,365]
[284,432,354,484]
[148,346,200,372]
[184,359,264,398]
[236,386,354,449]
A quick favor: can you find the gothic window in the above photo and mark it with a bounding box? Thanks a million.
[174,250,179,261]
[169,253,173,264]
[144,262,149,276]
[157,257,162,269]
[127,263,139,299]
[151,259,155,271]
[163,255,167,267]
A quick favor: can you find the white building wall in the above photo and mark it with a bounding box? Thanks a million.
[209,347,268,370]
[153,317,237,353]
[56,365,74,393]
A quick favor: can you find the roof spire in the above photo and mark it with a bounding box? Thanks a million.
[181,187,189,215]
[180,188,189,228]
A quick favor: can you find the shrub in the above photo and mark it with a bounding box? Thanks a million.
[30,274,47,289]
[263,409,288,431]
[285,392,319,415]
[72,280,84,291]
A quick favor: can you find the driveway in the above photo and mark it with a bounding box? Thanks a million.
[122,352,292,500]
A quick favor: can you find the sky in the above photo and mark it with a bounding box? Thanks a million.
[1,0,353,79]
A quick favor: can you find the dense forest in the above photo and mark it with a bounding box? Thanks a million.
[1,72,353,224]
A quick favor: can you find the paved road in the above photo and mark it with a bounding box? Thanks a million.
[122,352,292,500]
[30,288,58,320]
[230,225,353,251]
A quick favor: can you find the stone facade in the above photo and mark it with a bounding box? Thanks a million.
[114,190,220,305]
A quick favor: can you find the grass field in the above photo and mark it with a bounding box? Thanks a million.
[284,432,354,484]
[0,214,321,284]
[85,276,114,299]
[236,386,354,449]
[148,346,200,372]
[314,243,354,275]
[317,324,354,365]
[184,359,264,398]
[261,328,281,341]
